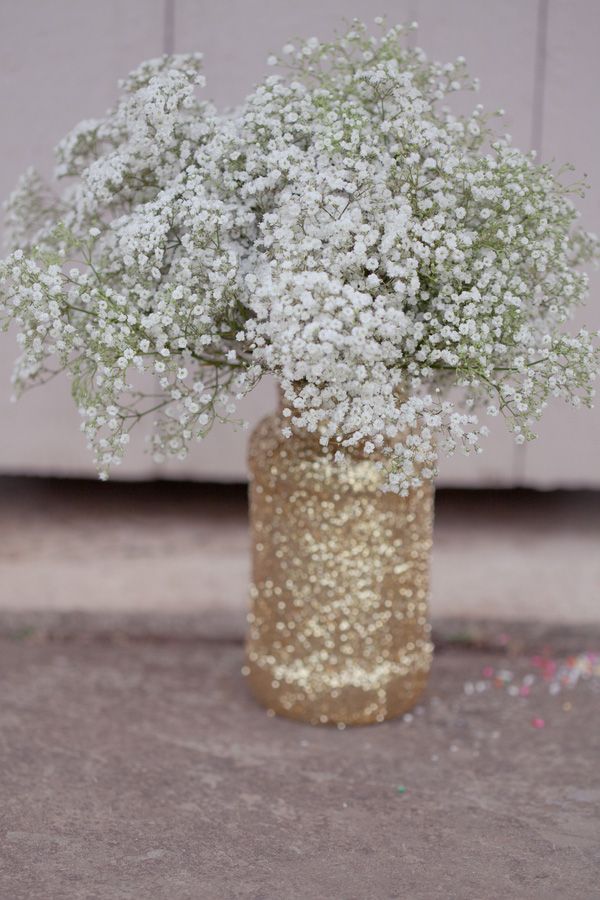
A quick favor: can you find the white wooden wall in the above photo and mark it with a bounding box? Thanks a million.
[0,0,598,485]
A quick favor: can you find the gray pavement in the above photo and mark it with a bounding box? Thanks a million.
[1,616,599,900]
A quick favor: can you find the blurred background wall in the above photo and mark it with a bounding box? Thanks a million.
[0,0,598,486]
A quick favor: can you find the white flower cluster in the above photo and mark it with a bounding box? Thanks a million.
[1,21,598,490]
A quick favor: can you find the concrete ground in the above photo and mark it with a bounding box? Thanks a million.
[1,620,599,900]
[1,478,599,899]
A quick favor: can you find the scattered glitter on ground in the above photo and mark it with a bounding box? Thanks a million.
[463,651,600,704]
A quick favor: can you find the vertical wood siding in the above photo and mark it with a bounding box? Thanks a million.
[0,0,597,485]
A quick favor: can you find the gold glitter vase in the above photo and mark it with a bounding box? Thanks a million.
[245,412,434,726]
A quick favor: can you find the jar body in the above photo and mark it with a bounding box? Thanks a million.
[245,413,434,726]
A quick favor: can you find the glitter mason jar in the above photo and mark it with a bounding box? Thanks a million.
[244,411,434,726]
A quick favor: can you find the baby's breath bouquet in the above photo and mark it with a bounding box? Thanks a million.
[1,20,598,492]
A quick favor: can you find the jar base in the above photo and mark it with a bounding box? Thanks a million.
[244,661,430,726]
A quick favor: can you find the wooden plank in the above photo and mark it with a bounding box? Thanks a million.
[415,0,539,148]
[169,1,416,480]
[415,0,540,484]
[175,0,414,106]
[0,0,164,477]
[522,0,600,486]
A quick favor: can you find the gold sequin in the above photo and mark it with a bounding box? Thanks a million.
[245,413,434,726]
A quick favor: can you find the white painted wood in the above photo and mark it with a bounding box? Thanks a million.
[0,0,597,485]
[171,0,539,484]
[164,0,417,481]
[0,0,164,477]
[413,0,540,485]
[521,0,600,486]
[175,0,415,107]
